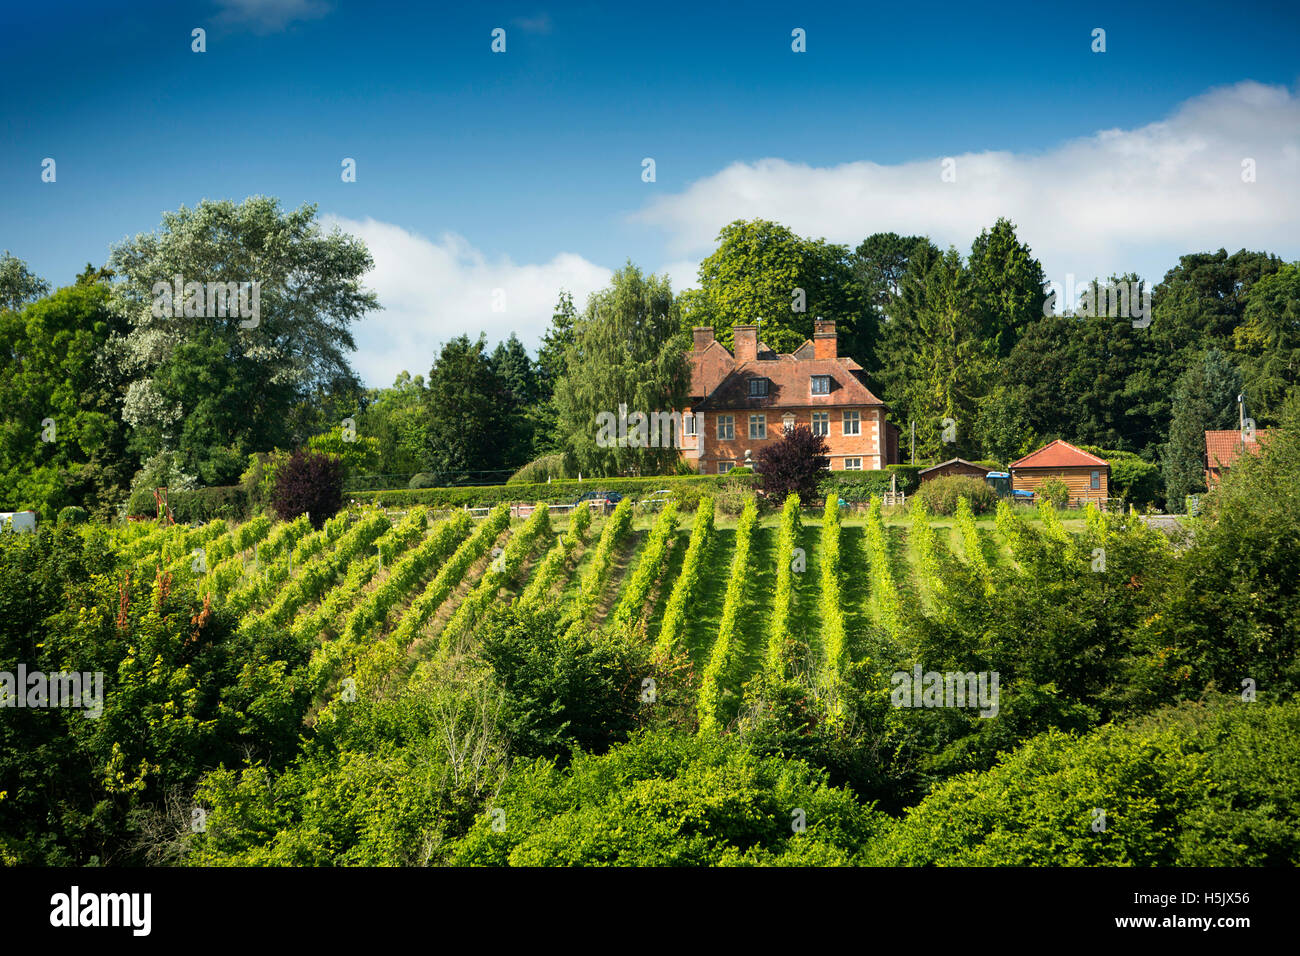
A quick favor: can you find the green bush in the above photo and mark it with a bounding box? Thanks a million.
[914,475,998,515]
[447,731,885,866]
[56,506,88,527]
[355,473,758,509]
[869,698,1300,866]
[1078,445,1160,507]
[407,472,440,489]
[1036,476,1070,508]
[479,602,649,762]
[239,451,288,513]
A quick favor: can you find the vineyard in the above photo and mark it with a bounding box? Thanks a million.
[9,426,1300,871]
[102,493,1142,728]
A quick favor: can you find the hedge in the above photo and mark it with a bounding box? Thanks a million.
[351,473,759,509]
[127,484,249,522]
[819,465,923,502]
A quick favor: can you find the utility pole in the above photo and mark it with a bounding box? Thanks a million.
[910,420,915,464]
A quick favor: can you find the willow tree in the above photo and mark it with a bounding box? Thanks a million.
[553,263,690,476]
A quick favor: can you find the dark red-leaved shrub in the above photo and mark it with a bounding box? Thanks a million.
[270,449,344,528]
[756,425,829,506]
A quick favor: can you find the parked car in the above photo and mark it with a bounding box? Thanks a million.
[575,489,622,503]
[573,490,622,512]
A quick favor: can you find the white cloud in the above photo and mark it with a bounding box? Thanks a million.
[658,259,701,293]
[212,0,331,33]
[320,216,611,387]
[632,81,1300,295]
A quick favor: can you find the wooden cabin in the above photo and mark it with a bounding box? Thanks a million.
[918,458,991,483]
[1009,440,1109,504]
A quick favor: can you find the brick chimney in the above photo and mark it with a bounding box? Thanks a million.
[692,326,715,352]
[813,317,837,360]
[733,323,758,363]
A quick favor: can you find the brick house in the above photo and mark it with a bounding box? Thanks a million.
[678,319,899,474]
[1009,439,1109,504]
[1204,429,1271,487]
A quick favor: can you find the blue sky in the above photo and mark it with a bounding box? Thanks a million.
[2,0,1298,385]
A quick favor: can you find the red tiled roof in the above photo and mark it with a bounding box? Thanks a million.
[1010,439,1109,470]
[919,458,990,476]
[688,333,883,410]
[693,356,884,410]
[1205,429,1270,470]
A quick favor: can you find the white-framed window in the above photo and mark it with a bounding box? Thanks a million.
[812,412,829,437]
[719,461,735,474]
[749,378,769,397]
[843,410,861,436]
[1091,469,1100,490]
[781,413,796,434]
[749,414,766,440]
[684,413,697,437]
[717,415,734,440]
[844,457,863,471]
[811,375,831,395]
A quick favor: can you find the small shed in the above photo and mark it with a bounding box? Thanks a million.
[1010,440,1109,504]
[918,458,991,483]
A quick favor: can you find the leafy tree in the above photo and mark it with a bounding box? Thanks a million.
[553,263,689,476]
[851,232,938,322]
[685,220,870,360]
[1234,261,1300,425]
[756,424,829,505]
[529,291,579,456]
[1078,446,1161,507]
[974,384,1036,464]
[490,333,540,467]
[358,371,430,475]
[0,251,50,312]
[0,283,135,517]
[423,334,512,481]
[107,197,379,486]
[307,424,382,480]
[1161,349,1243,506]
[271,448,344,527]
[880,247,992,459]
[1141,393,1300,701]
[966,218,1047,358]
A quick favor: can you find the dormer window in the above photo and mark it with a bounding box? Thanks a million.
[749,378,769,397]
[811,375,831,395]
